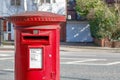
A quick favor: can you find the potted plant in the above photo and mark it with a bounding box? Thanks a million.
[111,18,120,47]
[76,0,118,47]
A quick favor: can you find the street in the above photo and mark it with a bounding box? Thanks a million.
[0,51,14,80]
[0,48,120,80]
[61,48,120,80]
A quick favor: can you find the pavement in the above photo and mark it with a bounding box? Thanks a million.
[0,42,120,51]
[0,45,14,51]
[60,42,120,51]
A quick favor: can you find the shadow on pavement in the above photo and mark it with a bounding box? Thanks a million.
[61,76,90,80]
[60,42,97,47]
[0,72,6,75]
[0,70,14,74]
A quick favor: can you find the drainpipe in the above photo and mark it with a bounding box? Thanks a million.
[0,17,4,46]
[0,20,1,46]
[24,0,27,11]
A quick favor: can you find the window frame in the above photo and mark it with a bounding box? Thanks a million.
[11,0,21,6]
[7,22,11,32]
[40,0,56,4]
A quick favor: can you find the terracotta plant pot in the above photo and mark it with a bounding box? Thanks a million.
[94,38,105,47]
[112,41,120,48]
[94,38,112,47]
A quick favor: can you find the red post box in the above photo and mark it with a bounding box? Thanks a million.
[6,11,66,80]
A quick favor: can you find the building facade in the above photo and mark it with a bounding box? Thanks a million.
[0,0,66,41]
[0,0,116,42]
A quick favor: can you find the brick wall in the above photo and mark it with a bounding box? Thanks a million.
[60,22,66,42]
[67,0,77,20]
[105,0,120,3]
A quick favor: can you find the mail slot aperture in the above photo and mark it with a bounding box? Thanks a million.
[23,36,49,41]
[22,33,51,45]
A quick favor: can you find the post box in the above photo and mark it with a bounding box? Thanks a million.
[6,11,66,80]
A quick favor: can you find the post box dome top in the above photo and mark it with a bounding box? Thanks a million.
[6,11,66,26]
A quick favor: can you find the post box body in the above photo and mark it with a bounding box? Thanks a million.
[7,11,66,80]
[15,25,60,80]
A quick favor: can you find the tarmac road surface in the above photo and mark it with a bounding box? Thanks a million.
[0,48,120,80]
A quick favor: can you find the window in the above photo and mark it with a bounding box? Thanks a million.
[46,0,50,3]
[32,0,56,5]
[41,0,44,3]
[40,0,55,4]
[53,0,56,3]
[8,22,11,32]
[11,0,21,6]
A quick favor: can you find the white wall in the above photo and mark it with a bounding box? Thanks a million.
[0,0,66,16]
[27,0,66,15]
[11,23,14,40]
[0,0,25,16]
[0,0,66,15]
[38,0,66,15]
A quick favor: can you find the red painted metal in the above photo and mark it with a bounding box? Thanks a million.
[6,11,66,80]
[7,11,66,26]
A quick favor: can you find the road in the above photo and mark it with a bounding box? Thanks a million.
[0,51,14,80]
[61,49,120,80]
[0,49,120,80]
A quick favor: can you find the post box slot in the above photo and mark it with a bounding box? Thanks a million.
[23,36,49,40]
[23,36,49,41]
